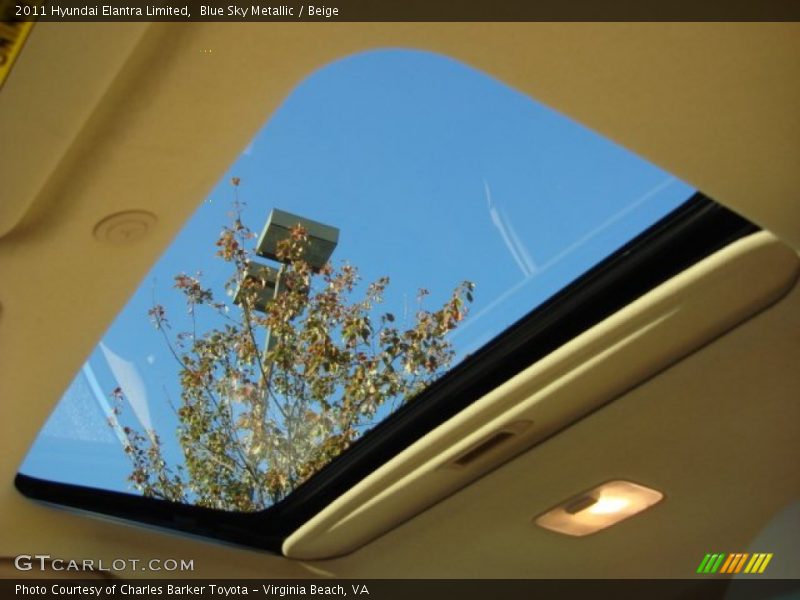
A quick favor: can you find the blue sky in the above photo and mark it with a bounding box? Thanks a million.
[20,49,693,496]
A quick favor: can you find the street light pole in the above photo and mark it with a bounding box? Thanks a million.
[231,208,339,490]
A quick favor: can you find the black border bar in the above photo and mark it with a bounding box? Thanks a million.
[2,579,799,599]
[9,0,800,22]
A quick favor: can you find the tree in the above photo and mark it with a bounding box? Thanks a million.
[111,179,474,511]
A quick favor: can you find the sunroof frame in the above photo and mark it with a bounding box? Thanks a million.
[15,192,758,554]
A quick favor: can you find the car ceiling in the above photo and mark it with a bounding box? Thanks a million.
[0,22,798,578]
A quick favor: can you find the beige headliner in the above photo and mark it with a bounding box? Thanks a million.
[284,232,800,560]
[0,23,798,578]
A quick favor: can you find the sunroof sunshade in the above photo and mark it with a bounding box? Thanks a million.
[19,50,693,511]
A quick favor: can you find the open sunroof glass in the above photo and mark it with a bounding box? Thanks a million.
[19,49,699,518]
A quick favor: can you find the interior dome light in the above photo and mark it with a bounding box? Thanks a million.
[535,480,663,536]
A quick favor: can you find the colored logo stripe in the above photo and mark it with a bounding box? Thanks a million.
[719,554,735,573]
[744,553,773,574]
[720,553,748,574]
[697,553,726,573]
[696,554,713,573]
[697,552,773,575]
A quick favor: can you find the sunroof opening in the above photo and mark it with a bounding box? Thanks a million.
[18,49,695,513]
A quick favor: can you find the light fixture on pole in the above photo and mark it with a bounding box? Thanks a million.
[233,209,340,353]
[233,262,282,314]
[255,208,340,272]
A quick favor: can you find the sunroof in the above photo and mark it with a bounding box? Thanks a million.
[19,50,694,512]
